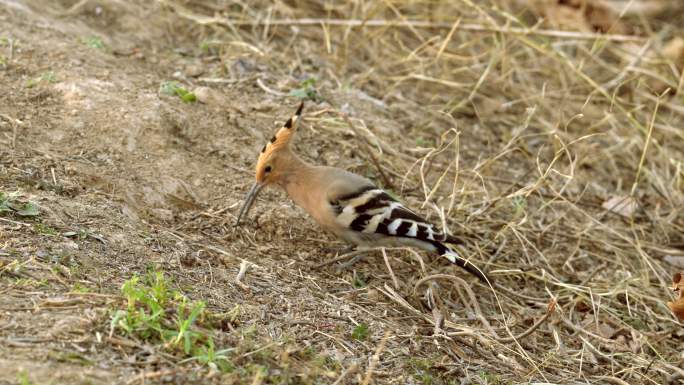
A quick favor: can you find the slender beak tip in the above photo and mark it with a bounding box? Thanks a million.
[234,182,263,228]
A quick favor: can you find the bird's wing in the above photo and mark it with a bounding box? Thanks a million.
[330,186,458,244]
[327,183,487,283]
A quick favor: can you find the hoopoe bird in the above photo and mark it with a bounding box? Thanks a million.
[235,103,489,283]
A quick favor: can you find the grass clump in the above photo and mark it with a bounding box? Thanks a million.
[160,80,197,103]
[198,39,221,55]
[82,36,105,50]
[25,71,58,88]
[110,271,338,378]
[181,337,234,372]
[17,371,33,385]
[0,192,40,217]
[408,358,441,385]
[289,77,323,102]
[71,282,92,293]
[12,278,48,288]
[352,271,367,288]
[351,323,369,341]
[110,271,233,372]
[33,223,58,236]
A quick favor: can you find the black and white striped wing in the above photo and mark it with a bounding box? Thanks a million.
[332,187,457,244]
[330,185,489,283]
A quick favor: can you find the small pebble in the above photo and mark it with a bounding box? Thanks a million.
[185,64,204,78]
[193,86,223,105]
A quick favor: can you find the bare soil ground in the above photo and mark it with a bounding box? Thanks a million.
[1,1,683,384]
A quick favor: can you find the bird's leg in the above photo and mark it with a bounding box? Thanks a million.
[321,244,356,255]
[335,249,369,271]
[336,244,357,255]
[314,245,362,269]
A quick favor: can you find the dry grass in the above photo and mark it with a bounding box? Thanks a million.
[1,0,683,383]
[164,0,684,382]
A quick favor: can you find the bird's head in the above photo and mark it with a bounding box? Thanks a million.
[235,102,304,226]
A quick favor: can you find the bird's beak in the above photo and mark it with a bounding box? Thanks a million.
[235,182,265,226]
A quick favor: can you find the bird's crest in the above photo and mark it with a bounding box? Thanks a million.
[253,102,304,183]
[258,102,304,158]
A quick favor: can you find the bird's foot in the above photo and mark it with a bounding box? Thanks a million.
[322,244,356,255]
[334,250,367,272]
[313,245,361,269]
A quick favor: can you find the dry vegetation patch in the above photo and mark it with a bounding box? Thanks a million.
[1,0,683,384]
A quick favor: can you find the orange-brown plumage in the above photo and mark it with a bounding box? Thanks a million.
[235,102,489,283]
[254,102,303,184]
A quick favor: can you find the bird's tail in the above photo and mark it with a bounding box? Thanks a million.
[433,241,491,284]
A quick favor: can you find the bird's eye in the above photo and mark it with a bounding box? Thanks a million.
[264,165,272,173]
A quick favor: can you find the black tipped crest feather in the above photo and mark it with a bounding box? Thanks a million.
[284,102,304,129]
[259,102,305,155]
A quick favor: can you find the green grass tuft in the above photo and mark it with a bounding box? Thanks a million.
[110,271,233,372]
[351,323,369,341]
[289,77,323,102]
[160,80,197,103]
[26,71,58,88]
[17,371,33,385]
[0,192,40,217]
[82,36,105,50]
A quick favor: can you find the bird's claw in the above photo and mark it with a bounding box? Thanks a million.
[334,253,366,272]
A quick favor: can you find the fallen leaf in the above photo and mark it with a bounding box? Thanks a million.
[672,272,684,291]
[598,323,616,339]
[527,0,626,34]
[11,202,40,217]
[602,195,637,218]
[544,2,591,32]
[574,300,591,312]
[667,272,684,322]
[582,0,626,33]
